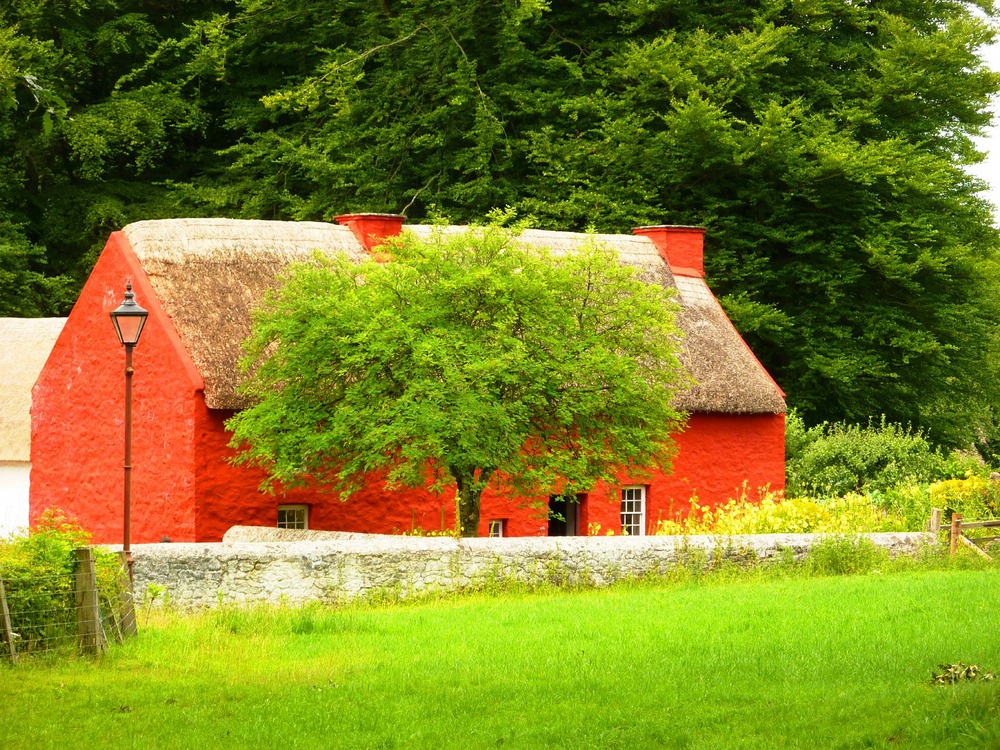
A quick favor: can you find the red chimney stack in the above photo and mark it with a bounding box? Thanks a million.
[335,213,406,256]
[632,225,706,278]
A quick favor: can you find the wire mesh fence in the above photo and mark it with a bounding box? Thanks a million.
[3,570,77,656]
[0,548,136,663]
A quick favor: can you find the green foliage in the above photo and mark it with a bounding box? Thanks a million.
[163,0,1000,447]
[229,221,687,535]
[783,409,812,463]
[0,509,125,654]
[928,475,1000,522]
[798,535,889,577]
[834,474,1000,533]
[1,0,999,450]
[0,1,230,314]
[786,417,952,497]
[0,231,77,316]
[870,483,936,532]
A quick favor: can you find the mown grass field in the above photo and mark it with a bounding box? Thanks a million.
[2,568,999,749]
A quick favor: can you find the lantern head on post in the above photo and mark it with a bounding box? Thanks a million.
[110,281,148,591]
[110,282,148,347]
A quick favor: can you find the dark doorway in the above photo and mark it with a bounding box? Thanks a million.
[548,494,584,536]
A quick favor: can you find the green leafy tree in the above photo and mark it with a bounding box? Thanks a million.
[580,0,1000,449]
[0,14,74,315]
[227,223,688,535]
[0,1,231,315]
[154,0,1000,448]
[3,0,999,451]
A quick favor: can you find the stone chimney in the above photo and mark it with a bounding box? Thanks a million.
[334,213,406,255]
[632,225,706,278]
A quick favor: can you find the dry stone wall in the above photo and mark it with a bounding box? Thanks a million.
[130,528,934,609]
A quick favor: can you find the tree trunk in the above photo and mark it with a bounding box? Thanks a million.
[453,469,483,537]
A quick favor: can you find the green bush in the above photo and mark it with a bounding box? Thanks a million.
[784,409,815,463]
[800,535,890,576]
[0,509,126,654]
[786,417,952,497]
[867,484,934,531]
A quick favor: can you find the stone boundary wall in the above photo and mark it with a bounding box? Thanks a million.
[130,528,935,609]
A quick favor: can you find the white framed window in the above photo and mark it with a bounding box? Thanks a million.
[620,486,646,536]
[277,504,309,530]
[488,519,507,538]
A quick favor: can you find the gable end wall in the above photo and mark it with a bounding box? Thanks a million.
[30,233,202,543]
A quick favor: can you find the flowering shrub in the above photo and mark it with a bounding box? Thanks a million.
[650,473,1000,537]
[401,527,460,538]
[654,491,908,535]
[929,475,1000,520]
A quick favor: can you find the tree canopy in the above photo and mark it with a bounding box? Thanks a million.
[227,224,688,535]
[3,0,1000,448]
[0,0,230,315]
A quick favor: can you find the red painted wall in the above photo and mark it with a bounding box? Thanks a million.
[477,412,785,536]
[191,406,466,541]
[652,411,786,525]
[30,233,204,543]
[186,405,784,541]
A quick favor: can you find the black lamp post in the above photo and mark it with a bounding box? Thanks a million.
[110,282,148,583]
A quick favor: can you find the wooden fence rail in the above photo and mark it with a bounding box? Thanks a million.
[930,508,1000,560]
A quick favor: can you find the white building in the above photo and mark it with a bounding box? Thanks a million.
[0,318,65,537]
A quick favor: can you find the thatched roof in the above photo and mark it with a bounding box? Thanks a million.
[0,317,66,461]
[125,219,364,411]
[123,218,785,415]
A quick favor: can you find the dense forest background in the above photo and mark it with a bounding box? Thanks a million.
[2,0,999,450]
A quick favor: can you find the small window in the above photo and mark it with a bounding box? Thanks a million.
[277,504,309,530]
[488,519,507,538]
[620,486,646,536]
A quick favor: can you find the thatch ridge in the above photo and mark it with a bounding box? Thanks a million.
[0,317,66,461]
[121,218,784,415]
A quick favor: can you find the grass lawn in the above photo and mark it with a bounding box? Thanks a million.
[2,568,999,749]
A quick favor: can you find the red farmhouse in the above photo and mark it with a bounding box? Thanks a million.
[31,215,785,542]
